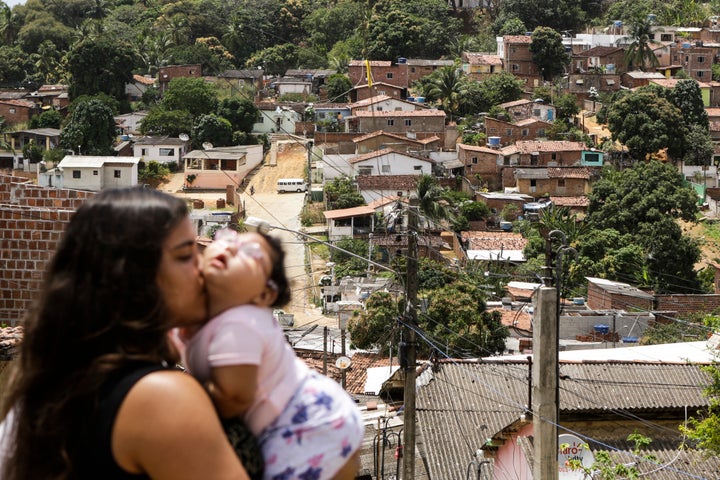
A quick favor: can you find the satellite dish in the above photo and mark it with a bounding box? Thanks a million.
[202,142,214,150]
[335,356,352,370]
[179,133,189,141]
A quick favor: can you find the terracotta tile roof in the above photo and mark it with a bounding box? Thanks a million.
[348,95,394,109]
[357,174,420,191]
[711,121,720,132]
[503,35,532,44]
[489,307,533,331]
[343,352,395,395]
[460,231,528,250]
[132,74,156,85]
[313,102,350,109]
[0,326,23,361]
[352,130,438,145]
[458,144,502,154]
[353,109,445,117]
[464,53,503,65]
[549,195,589,207]
[349,148,432,165]
[0,99,35,108]
[513,140,586,154]
[707,108,720,117]
[324,205,375,220]
[499,99,532,109]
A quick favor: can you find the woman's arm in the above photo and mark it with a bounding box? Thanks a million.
[208,364,259,419]
[112,370,249,480]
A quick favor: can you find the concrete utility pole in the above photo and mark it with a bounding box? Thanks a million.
[402,196,419,479]
[533,285,559,479]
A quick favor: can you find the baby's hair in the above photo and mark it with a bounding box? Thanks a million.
[259,232,291,308]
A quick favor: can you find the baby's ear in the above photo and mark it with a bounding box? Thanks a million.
[255,288,278,307]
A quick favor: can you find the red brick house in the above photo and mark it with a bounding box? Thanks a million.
[571,45,626,74]
[462,52,503,81]
[348,60,408,89]
[499,140,585,167]
[586,277,654,311]
[484,117,552,146]
[158,64,202,94]
[351,109,447,140]
[513,166,593,196]
[405,59,455,85]
[502,35,541,85]
[670,43,713,83]
[0,99,37,127]
[351,82,405,102]
[352,130,441,155]
[458,143,502,190]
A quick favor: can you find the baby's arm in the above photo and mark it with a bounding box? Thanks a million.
[207,364,259,419]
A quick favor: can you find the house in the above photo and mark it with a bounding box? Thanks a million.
[252,102,303,134]
[0,128,61,171]
[312,102,351,131]
[351,109,447,139]
[132,136,188,165]
[499,140,586,168]
[352,130,441,155]
[273,76,312,97]
[499,35,542,86]
[182,144,264,190]
[570,45,625,74]
[620,70,666,89]
[462,52,503,81]
[216,69,264,95]
[350,82,405,102]
[669,42,714,83]
[157,64,202,94]
[323,196,402,241]
[415,357,720,479]
[348,95,423,115]
[27,85,70,113]
[356,174,420,204]
[513,167,593,197]
[348,60,408,89]
[41,155,141,191]
[0,99,38,127]
[349,148,433,178]
[284,69,335,96]
[125,74,156,102]
[497,99,556,123]
[648,77,711,107]
[567,72,622,95]
[586,277,655,311]
[484,116,552,146]
[476,191,534,223]
[457,143,502,190]
[405,58,455,85]
[114,111,149,136]
[461,231,528,262]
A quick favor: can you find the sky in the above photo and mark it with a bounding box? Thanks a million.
[5,0,25,6]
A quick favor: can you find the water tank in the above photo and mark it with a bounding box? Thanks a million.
[682,43,692,48]
[622,336,639,343]
[593,324,610,334]
[499,221,513,231]
[120,135,130,141]
[606,64,616,73]
[488,136,501,147]
[397,57,407,64]
[407,96,415,102]
[572,297,585,305]
[613,20,622,28]
[415,96,425,103]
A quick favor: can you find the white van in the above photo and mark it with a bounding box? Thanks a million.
[277,178,307,193]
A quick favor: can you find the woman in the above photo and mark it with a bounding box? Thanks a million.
[0,187,267,479]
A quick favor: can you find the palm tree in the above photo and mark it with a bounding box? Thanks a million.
[415,174,455,229]
[427,65,467,121]
[619,18,660,71]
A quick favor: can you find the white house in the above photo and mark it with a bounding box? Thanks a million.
[349,148,433,177]
[132,136,188,165]
[252,105,302,135]
[115,111,149,136]
[348,95,424,115]
[40,156,140,190]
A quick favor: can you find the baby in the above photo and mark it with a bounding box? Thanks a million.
[182,228,364,480]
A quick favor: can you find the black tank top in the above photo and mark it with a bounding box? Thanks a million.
[79,363,167,479]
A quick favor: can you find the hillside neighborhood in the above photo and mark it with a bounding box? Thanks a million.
[5,0,720,477]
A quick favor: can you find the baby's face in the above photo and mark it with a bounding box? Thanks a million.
[203,230,274,306]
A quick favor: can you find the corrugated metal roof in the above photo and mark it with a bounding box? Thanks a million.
[416,360,714,479]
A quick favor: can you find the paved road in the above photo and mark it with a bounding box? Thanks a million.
[242,190,334,328]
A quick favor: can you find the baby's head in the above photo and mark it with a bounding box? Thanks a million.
[204,229,291,314]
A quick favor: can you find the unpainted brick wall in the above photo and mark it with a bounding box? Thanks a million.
[0,174,93,325]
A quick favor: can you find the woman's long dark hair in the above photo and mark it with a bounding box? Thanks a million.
[1,187,189,479]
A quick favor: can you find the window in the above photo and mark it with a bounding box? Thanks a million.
[551,153,557,160]
[73,170,81,179]
[387,119,395,126]
[531,154,538,166]
[411,67,416,73]
[530,179,537,187]
[358,166,372,175]
[386,73,394,79]
[404,119,412,126]
[512,64,520,71]
[557,178,565,187]
[533,109,541,116]
[376,106,383,111]
[413,165,422,171]
[505,128,512,136]
[522,129,529,137]
[319,112,326,119]
[471,156,478,164]
[661,33,672,41]
[575,79,584,84]
[538,129,546,137]
[381,164,390,173]
[159,148,175,156]
[698,71,705,77]
[698,56,705,63]
[141,148,148,156]
[93,170,98,175]
[397,191,402,196]
[114,170,121,178]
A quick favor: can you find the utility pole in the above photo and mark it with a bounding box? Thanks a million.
[306,140,313,187]
[402,195,419,479]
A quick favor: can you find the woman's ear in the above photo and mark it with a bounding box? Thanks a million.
[254,287,279,307]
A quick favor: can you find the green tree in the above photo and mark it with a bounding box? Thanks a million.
[499,17,527,36]
[139,108,194,137]
[17,12,74,53]
[245,43,299,76]
[330,238,371,278]
[216,97,258,133]
[553,92,580,123]
[347,291,400,353]
[416,174,454,226]
[620,17,660,71]
[585,162,701,293]
[670,79,708,129]
[138,160,171,187]
[0,45,34,87]
[425,64,467,119]
[192,114,233,148]
[161,77,218,119]
[325,73,351,103]
[66,37,138,105]
[530,27,570,81]
[30,109,61,129]
[59,98,117,156]
[605,89,685,161]
[683,124,714,167]
[325,176,365,210]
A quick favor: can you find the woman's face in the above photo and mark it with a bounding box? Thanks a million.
[156,216,207,326]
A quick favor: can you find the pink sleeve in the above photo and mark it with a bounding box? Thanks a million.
[206,311,265,368]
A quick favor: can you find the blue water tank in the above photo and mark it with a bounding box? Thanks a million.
[613,20,623,28]
[398,57,407,64]
[488,136,501,147]
[622,336,639,343]
[593,324,610,334]
[415,96,425,103]
[120,135,130,141]
[407,96,415,102]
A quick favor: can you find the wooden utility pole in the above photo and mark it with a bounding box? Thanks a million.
[402,196,419,479]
